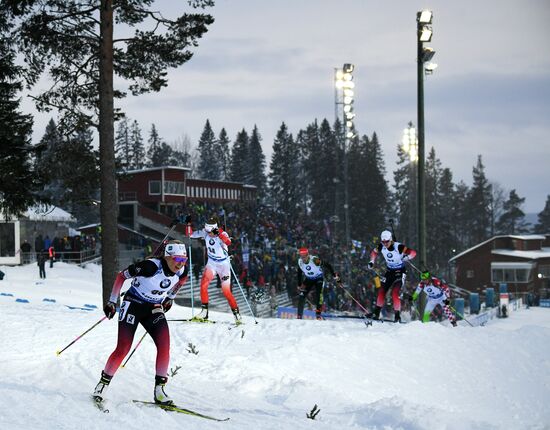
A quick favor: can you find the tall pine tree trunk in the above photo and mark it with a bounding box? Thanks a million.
[99,0,118,302]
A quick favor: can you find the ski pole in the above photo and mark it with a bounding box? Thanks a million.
[151,223,178,257]
[189,243,195,317]
[230,262,258,324]
[407,260,422,274]
[56,316,108,355]
[388,218,397,241]
[450,305,474,327]
[336,282,370,315]
[121,331,148,368]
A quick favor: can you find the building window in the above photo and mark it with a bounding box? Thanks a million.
[163,181,184,195]
[491,267,533,284]
[149,180,161,195]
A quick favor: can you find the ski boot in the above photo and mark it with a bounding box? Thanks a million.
[394,310,401,323]
[368,306,382,320]
[192,304,209,322]
[154,375,173,405]
[451,320,457,327]
[315,310,323,320]
[232,307,243,325]
[93,371,112,402]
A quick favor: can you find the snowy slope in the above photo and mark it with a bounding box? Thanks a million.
[1,262,549,430]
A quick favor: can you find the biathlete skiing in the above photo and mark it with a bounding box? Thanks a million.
[92,240,189,405]
[187,217,242,325]
[368,230,416,322]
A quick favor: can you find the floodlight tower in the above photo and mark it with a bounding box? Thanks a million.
[335,63,355,283]
[417,10,436,267]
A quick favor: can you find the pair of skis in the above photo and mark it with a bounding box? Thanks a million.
[93,396,229,421]
[168,317,244,329]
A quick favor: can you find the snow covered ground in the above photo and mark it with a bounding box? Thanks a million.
[1,262,549,430]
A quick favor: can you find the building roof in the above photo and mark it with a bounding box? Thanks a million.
[23,206,76,222]
[491,248,550,260]
[450,234,549,262]
[120,166,191,175]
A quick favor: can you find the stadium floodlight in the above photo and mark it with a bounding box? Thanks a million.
[333,62,356,285]
[416,9,435,268]
[424,62,438,75]
[418,10,433,24]
[422,47,436,62]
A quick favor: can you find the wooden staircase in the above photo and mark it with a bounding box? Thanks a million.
[174,268,292,318]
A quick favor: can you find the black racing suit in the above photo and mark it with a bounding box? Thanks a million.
[296,256,336,319]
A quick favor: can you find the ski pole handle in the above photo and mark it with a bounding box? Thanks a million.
[56,316,108,356]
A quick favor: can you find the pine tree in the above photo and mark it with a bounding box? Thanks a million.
[33,122,99,224]
[8,0,214,302]
[169,134,192,168]
[230,129,250,183]
[197,119,220,179]
[217,128,231,180]
[130,120,145,170]
[488,182,507,237]
[300,121,320,216]
[392,144,417,247]
[301,119,340,222]
[115,118,131,171]
[269,122,301,217]
[467,155,492,245]
[0,9,40,218]
[34,119,63,203]
[534,195,550,233]
[348,133,388,241]
[63,126,100,224]
[146,124,172,167]
[453,180,471,251]
[425,147,442,266]
[437,168,459,271]
[496,189,529,234]
[248,125,267,201]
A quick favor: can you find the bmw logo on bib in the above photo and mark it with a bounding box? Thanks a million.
[160,279,172,289]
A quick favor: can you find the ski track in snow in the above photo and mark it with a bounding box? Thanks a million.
[1,262,549,430]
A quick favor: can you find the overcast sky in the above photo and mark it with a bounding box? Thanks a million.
[25,0,550,213]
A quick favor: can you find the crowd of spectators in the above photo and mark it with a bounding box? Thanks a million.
[31,233,99,264]
[181,201,386,315]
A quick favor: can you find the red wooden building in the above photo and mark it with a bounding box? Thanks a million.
[449,234,550,299]
[117,166,256,240]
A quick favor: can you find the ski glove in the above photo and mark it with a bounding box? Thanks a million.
[211,227,219,236]
[184,214,192,224]
[443,299,450,306]
[162,298,173,313]
[104,301,117,319]
[368,261,374,269]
